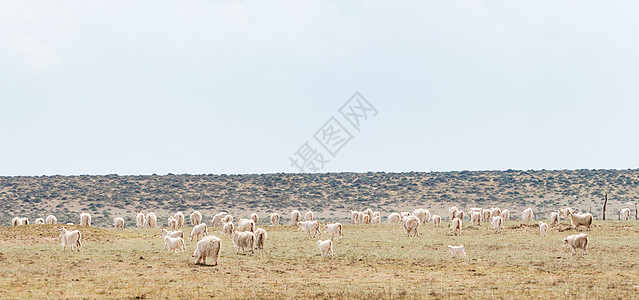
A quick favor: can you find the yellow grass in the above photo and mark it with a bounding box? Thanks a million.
[1,221,638,299]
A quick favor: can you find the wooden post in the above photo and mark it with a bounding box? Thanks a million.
[589,206,592,215]
[602,193,608,220]
[636,202,638,220]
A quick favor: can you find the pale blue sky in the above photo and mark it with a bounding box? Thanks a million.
[1,1,638,176]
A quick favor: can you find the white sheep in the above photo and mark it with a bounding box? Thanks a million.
[255,228,267,249]
[349,210,359,224]
[270,213,280,225]
[296,221,321,238]
[521,207,535,221]
[490,207,502,219]
[454,210,465,221]
[164,236,186,253]
[362,214,371,224]
[559,207,574,220]
[167,217,178,230]
[221,221,235,236]
[372,211,381,220]
[59,227,82,252]
[323,222,343,240]
[619,208,631,221]
[190,211,203,226]
[501,209,510,221]
[569,212,593,231]
[403,215,420,237]
[34,218,45,224]
[20,217,30,225]
[250,213,259,225]
[161,228,183,239]
[371,216,381,224]
[136,210,145,228]
[193,235,221,265]
[113,217,125,230]
[291,210,302,224]
[449,206,458,221]
[146,212,157,228]
[563,233,589,255]
[222,214,233,224]
[46,215,57,224]
[231,230,256,254]
[470,212,481,226]
[387,212,401,224]
[413,208,431,224]
[190,223,208,242]
[432,215,441,227]
[79,212,91,227]
[12,217,20,226]
[211,212,228,226]
[482,209,491,222]
[539,221,549,236]
[550,212,560,226]
[451,217,462,236]
[492,216,503,233]
[238,218,256,233]
[317,239,333,257]
[304,211,314,221]
[174,211,185,228]
[400,211,411,219]
[447,245,467,258]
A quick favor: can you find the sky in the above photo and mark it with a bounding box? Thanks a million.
[1,1,639,176]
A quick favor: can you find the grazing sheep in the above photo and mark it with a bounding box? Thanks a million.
[46,215,57,224]
[304,211,314,221]
[372,211,381,220]
[211,212,228,226]
[492,216,503,233]
[362,214,371,224]
[371,216,381,224]
[403,215,420,237]
[521,207,535,221]
[501,209,510,221]
[190,223,208,242]
[12,217,20,226]
[59,227,82,252]
[550,212,560,226]
[174,212,185,228]
[539,221,549,236]
[482,209,492,222]
[20,217,30,225]
[455,210,465,221]
[218,221,233,235]
[270,213,280,225]
[323,222,343,240]
[238,218,256,233]
[255,228,267,249]
[387,212,401,224]
[146,212,157,228]
[620,208,631,221]
[490,207,502,218]
[413,208,431,224]
[447,245,467,258]
[193,235,221,265]
[190,211,203,226]
[136,210,145,228]
[250,213,259,225]
[569,212,593,231]
[349,210,359,224]
[449,206,458,221]
[317,239,334,257]
[164,236,186,253]
[470,212,481,226]
[167,217,178,230]
[563,233,589,255]
[291,210,302,224]
[432,215,442,227]
[231,230,256,254]
[222,215,233,224]
[161,228,184,239]
[34,218,45,224]
[296,221,321,238]
[113,217,125,230]
[559,207,574,220]
[451,217,462,236]
[79,213,91,227]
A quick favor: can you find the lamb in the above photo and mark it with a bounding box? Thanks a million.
[304,211,314,221]
[174,211,185,228]
[620,208,631,221]
[250,213,259,225]
[46,215,57,224]
[211,212,228,226]
[161,228,183,239]
[451,217,462,236]
[349,210,359,224]
[231,230,256,254]
[113,217,125,230]
[563,233,589,255]
[449,206,458,221]
[20,217,30,225]
[167,217,178,230]
[255,228,267,249]
[492,216,503,233]
[569,212,593,231]
[270,213,280,225]
[80,212,91,227]
[387,212,401,224]
[164,236,186,253]
[323,222,343,240]
[501,209,510,221]
[193,235,221,265]
[413,208,431,224]
[238,218,256,233]
[296,221,321,238]
[521,207,535,221]
[447,245,467,258]
[291,210,302,224]
[403,215,420,237]
[190,211,203,226]
[539,221,549,236]
[432,215,441,227]
[470,212,481,226]
[371,216,380,224]
[59,227,82,252]
[550,212,560,226]
[135,210,145,228]
[12,217,20,226]
[317,239,334,257]
[222,215,233,224]
[221,221,235,236]
[190,223,208,242]
[34,218,45,224]
[146,212,157,228]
